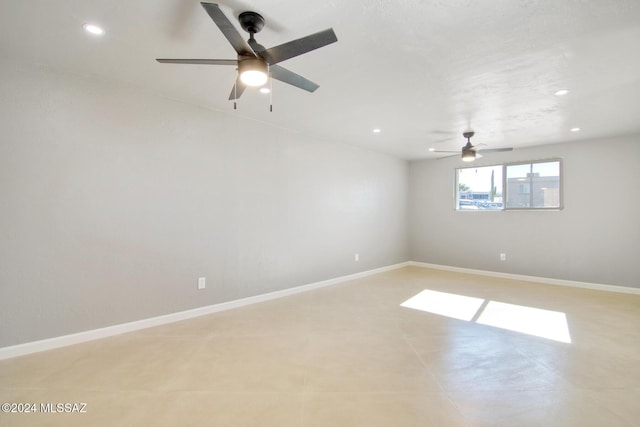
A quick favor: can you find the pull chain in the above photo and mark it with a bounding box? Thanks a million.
[269,74,273,112]
[233,69,238,110]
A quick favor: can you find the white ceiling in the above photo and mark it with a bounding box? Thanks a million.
[1,0,639,159]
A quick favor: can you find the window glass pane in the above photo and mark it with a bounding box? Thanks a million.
[506,160,560,209]
[456,165,503,210]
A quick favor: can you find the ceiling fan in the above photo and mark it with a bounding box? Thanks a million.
[157,2,338,102]
[433,131,513,162]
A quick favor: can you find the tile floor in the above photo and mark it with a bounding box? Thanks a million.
[1,266,639,426]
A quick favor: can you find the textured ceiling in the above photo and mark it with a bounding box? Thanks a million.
[1,0,639,159]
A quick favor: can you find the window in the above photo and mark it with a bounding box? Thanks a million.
[456,159,562,211]
[505,160,561,209]
[456,165,503,210]
[518,183,530,194]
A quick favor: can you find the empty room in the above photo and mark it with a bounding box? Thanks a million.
[1,1,639,426]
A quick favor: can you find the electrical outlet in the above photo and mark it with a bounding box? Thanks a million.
[198,277,206,290]
[500,253,506,261]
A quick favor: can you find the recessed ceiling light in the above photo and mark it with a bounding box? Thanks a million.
[428,148,435,152]
[570,127,581,132]
[554,89,569,96]
[259,87,271,94]
[372,129,381,133]
[83,23,105,35]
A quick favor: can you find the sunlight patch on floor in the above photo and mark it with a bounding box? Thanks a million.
[477,301,571,343]
[401,290,572,343]
[400,289,485,321]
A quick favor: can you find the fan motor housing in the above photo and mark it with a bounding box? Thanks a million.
[239,57,268,73]
[239,11,265,34]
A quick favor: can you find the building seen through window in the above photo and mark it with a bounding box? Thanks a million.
[505,161,560,209]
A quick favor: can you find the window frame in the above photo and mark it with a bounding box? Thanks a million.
[504,159,563,211]
[454,158,563,212]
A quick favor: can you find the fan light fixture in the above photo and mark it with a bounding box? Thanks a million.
[462,149,476,162]
[239,58,268,86]
[461,133,477,162]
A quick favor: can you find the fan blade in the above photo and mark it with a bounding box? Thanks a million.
[228,76,247,100]
[261,28,337,65]
[437,154,459,160]
[201,2,256,57]
[156,58,237,65]
[270,65,319,92]
[430,150,460,153]
[477,147,513,153]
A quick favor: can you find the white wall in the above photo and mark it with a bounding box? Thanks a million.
[409,134,640,288]
[0,60,408,347]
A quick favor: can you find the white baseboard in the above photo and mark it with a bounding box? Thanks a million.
[409,261,640,295]
[0,262,410,361]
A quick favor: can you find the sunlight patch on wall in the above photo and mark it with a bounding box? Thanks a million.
[401,290,572,343]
